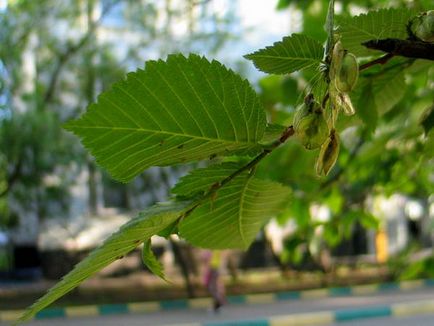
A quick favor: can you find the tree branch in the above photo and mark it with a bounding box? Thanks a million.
[362,38,434,61]
[0,156,23,198]
[42,1,117,104]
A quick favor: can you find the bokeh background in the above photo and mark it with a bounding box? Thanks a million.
[0,0,433,318]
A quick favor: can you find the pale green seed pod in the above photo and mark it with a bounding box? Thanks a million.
[410,10,434,42]
[316,130,340,176]
[293,93,317,129]
[329,84,356,116]
[329,83,341,108]
[294,105,310,130]
[340,92,356,116]
[329,41,344,81]
[335,53,359,93]
[294,100,329,150]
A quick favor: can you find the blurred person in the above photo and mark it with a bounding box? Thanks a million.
[203,250,226,312]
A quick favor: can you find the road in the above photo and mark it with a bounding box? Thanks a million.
[8,287,434,326]
[332,315,434,326]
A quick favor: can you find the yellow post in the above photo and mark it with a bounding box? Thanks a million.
[375,228,388,263]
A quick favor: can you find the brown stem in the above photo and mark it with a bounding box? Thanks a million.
[362,38,434,61]
[359,53,395,71]
[180,126,295,221]
[216,126,294,190]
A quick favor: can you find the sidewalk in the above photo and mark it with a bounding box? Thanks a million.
[2,278,434,324]
[0,266,391,310]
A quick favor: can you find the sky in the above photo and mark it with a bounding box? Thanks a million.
[214,0,302,78]
[237,0,301,48]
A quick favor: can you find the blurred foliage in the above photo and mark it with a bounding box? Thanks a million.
[263,0,434,267]
[388,244,434,281]
[0,109,76,219]
[399,256,434,280]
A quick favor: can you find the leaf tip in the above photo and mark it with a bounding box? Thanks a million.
[62,119,77,132]
[243,53,254,60]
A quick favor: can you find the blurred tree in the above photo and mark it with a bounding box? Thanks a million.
[0,0,238,238]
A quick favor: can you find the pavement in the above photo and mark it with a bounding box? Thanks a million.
[0,266,391,310]
[3,279,434,326]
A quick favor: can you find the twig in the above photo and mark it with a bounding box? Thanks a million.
[362,38,434,61]
[180,126,295,220]
[359,53,394,71]
[0,155,23,198]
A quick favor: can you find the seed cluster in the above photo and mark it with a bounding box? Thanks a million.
[293,40,360,177]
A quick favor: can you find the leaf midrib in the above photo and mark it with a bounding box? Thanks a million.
[69,125,260,146]
[246,54,321,62]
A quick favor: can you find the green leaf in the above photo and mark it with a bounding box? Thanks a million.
[179,173,291,249]
[342,209,379,231]
[337,8,415,57]
[142,239,167,281]
[323,187,344,215]
[356,81,378,132]
[302,1,328,43]
[353,61,407,119]
[424,132,434,158]
[244,34,324,74]
[276,0,291,10]
[258,75,298,106]
[288,197,311,229]
[16,201,190,325]
[419,103,434,135]
[359,212,380,230]
[372,68,406,114]
[323,224,341,247]
[156,221,178,238]
[303,66,328,103]
[281,237,305,265]
[172,162,242,198]
[65,54,266,182]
